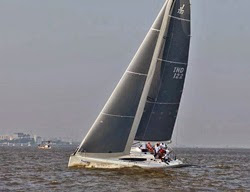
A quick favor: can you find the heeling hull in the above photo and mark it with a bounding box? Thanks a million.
[68,153,184,169]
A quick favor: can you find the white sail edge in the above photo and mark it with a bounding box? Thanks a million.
[124,0,174,154]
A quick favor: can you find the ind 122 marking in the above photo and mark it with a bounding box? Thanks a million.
[173,67,185,79]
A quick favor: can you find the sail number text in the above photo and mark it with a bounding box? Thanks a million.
[173,67,185,79]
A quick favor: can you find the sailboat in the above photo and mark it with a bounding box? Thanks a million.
[69,0,191,168]
[38,141,51,149]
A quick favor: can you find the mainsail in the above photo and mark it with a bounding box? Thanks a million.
[135,0,191,141]
[78,0,190,157]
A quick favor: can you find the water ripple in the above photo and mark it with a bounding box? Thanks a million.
[0,146,249,191]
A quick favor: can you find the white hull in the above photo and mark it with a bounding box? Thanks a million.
[68,149,184,169]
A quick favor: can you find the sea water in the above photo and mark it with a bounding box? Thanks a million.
[0,146,249,191]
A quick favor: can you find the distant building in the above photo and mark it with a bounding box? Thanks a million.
[13,132,31,139]
[0,135,12,141]
[0,132,76,146]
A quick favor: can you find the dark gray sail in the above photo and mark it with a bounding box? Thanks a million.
[78,3,167,154]
[135,0,191,141]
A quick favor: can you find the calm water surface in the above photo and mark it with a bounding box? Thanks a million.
[0,146,249,191]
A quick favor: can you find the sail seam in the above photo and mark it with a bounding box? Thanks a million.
[158,58,187,65]
[102,112,135,118]
[146,101,179,105]
[126,71,147,76]
[151,28,160,32]
[169,15,190,22]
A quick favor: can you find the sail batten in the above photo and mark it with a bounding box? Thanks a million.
[151,28,161,32]
[146,101,179,105]
[126,71,148,76]
[169,15,190,22]
[101,113,135,118]
[158,59,187,65]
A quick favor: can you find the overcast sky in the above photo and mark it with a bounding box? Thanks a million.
[1,0,250,148]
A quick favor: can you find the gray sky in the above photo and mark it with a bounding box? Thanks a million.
[1,0,250,148]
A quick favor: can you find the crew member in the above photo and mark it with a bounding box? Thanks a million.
[154,143,161,158]
[146,142,154,154]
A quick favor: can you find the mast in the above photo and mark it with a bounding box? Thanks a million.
[124,0,174,153]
